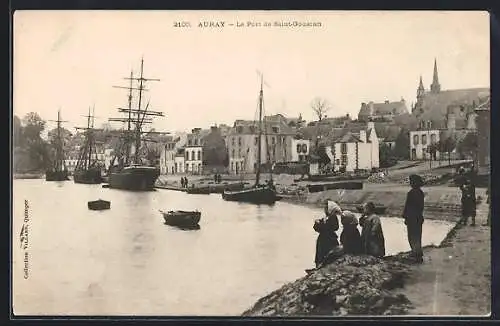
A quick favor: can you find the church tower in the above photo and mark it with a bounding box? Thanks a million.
[430,58,441,93]
[414,75,425,113]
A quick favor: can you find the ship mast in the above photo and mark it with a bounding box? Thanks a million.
[255,75,264,186]
[75,106,101,170]
[109,58,164,166]
[48,110,68,172]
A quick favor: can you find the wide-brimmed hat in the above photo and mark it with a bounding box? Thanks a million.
[409,174,424,186]
[341,210,358,226]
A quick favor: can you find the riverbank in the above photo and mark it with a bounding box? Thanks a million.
[242,199,491,316]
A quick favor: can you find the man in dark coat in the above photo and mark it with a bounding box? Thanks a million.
[403,174,425,263]
[460,178,476,226]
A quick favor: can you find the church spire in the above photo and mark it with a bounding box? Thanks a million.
[430,58,441,93]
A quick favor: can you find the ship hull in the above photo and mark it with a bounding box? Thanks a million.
[108,166,160,191]
[222,185,277,205]
[74,168,103,184]
[45,170,69,181]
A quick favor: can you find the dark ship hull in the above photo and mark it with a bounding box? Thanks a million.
[108,165,160,191]
[222,185,277,205]
[74,168,103,184]
[45,170,69,181]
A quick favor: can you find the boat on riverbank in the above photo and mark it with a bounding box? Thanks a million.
[45,110,69,182]
[14,172,44,179]
[74,106,103,184]
[107,59,165,191]
[222,73,278,205]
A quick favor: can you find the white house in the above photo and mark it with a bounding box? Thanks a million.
[184,128,208,174]
[409,128,440,160]
[174,150,186,174]
[291,139,310,162]
[160,133,187,175]
[328,121,380,172]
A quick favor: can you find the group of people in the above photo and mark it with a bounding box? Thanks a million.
[313,174,426,268]
[213,174,222,184]
[180,177,189,188]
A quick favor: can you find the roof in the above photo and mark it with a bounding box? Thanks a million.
[334,131,362,143]
[229,117,296,136]
[359,100,408,118]
[415,88,490,121]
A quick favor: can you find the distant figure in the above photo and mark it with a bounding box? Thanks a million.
[313,201,341,268]
[180,177,185,188]
[217,174,222,183]
[403,174,425,264]
[214,174,218,183]
[184,176,189,188]
[460,178,477,226]
[267,179,276,191]
[359,202,386,258]
[483,184,491,226]
[340,210,363,255]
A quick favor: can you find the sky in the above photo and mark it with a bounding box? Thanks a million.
[13,10,490,134]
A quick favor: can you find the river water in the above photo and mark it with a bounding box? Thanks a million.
[12,179,454,316]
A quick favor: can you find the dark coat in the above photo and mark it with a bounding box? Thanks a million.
[360,214,385,258]
[340,226,363,255]
[461,183,477,217]
[403,188,425,226]
[314,217,339,266]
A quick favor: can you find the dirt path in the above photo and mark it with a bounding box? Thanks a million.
[395,200,491,316]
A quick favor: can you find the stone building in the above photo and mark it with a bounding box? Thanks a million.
[358,99,408,122]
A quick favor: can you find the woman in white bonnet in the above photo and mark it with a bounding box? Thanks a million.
[313,200,341,268]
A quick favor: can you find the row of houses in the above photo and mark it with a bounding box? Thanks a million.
[158,114,381,175]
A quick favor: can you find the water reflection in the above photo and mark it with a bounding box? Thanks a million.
[12,180,455,316]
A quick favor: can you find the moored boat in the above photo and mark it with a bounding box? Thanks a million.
[45,110,70,182]
[160,210,201,227]
[74,106,103,184]
[186,186,211,194]
[88,199,111,210]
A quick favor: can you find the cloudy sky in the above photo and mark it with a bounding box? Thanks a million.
[13,10,489,134]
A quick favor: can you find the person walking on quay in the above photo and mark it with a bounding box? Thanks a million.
[403,174,425,264]
[184,176,189,188]
[313,200,341,268]
[460,178,477,226]
[483,183,491,226]
[340,210,363,255]
[359,202,386,258]
[180,177,185,188]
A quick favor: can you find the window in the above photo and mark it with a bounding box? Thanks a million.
[341,143,347,154]
[238,148,241,158]
[254,137,258,145]
[237,126,243,133]
[431,134,436,144]
[336,159,340,165]
[194,139,198,146]
[188,139,192,146]
[272,137,276,144]
[341,154,348,166]
[232,137,235,146]
[185,151,189,161]
[232,149,235,158]
[413,135,419,145]
[197,150,201,161]
[238,137,242,146]
[272,126,279,133]
[231,162,234,171]
[422,134,427,145]
[249,126,256,133]
[296,144,301,153]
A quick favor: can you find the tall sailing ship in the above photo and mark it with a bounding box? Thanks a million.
[73,106,103,184]
[222,73,278,205]
[45,110,70,181]
[107,58,164,191]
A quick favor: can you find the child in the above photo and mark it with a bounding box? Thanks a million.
[340,210,363,255]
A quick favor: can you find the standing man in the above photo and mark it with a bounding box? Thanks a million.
[403,174,425,263]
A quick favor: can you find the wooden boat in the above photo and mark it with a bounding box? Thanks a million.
[160,210,201,227]
[45,110,70,182]
[186,186,211,194]
[74,106,103,184]
[88,199,111,210]
[356,204,387,215]
[221,73,278,205]
[107,59,165,191]
[307,181,363,193]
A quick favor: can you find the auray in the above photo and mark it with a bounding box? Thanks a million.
[198,21,225,28]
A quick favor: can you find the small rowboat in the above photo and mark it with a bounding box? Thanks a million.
[186,186,211,195]
[88,199,111,211]
[160,210,201,227]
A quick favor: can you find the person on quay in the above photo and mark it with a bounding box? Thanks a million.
[340,210,363,255]
[403,174,425,263]
[184,176,189,188]
[460,177,477,226]
[483,183,491,226]
[313,200,342,268]
[359,202,386,258]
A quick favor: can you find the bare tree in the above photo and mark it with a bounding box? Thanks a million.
[311,97,331,121]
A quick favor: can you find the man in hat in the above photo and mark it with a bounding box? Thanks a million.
[460,178,476,226]
[403,174,425,263]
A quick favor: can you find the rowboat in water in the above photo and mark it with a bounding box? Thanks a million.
[88,199,111,211]
[160,210,201,227]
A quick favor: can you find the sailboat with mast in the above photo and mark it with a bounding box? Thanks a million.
[222,73,278,205]
[107,58,164,191]
[73,106,103,184]
[45,110,70,181]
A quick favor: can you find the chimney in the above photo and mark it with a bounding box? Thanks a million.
[384,100,390,104]
[447,113,456,130]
